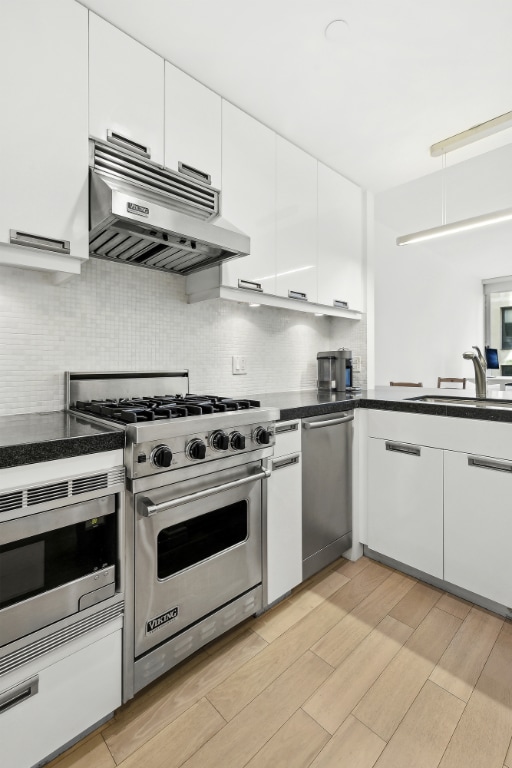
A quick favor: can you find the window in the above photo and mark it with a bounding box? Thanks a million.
[502,307,512,349]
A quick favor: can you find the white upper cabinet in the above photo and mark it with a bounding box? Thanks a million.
[275,138,318,302]
[0,0,88,275]
[89,13,164,164]
[317,163,364,311]
[221,102,276,293]
[165,63,221,189]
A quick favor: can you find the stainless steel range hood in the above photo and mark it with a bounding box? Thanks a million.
[89,140,250,276]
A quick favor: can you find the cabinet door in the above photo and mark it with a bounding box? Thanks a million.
[367,437,443,578]
[266,452,302,604]
[0,0,88,272]
[165,63,221,189]
[89,13,164,164]
[275,137,317,302]
[445,451,512,606]
[0,627,121,768]
[221,102,276,293]
[317,163,364,311]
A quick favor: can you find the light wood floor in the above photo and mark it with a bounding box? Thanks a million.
[48,556,512,768]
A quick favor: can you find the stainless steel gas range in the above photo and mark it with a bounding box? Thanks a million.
[67,371,279,700]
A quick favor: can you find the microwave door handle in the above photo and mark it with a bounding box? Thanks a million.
[139,467,271,517]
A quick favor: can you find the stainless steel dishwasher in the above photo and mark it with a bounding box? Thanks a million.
[302,411,353,579]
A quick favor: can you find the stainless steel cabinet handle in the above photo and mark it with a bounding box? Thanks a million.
[107,129,150,158]
[272,454,300,471]
[468,456,512,473]
[0,676,38,715]
[275,422,299,434]
[303,414,354,430]
[288,290,307,301]
[178,161,211,185]
[238,279,263,292]
[333,299,349,309]
[385,441,421,456]
[139,468,271,516]
[9,230,70,255]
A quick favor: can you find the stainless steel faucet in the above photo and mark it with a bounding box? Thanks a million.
[463,346,487,399]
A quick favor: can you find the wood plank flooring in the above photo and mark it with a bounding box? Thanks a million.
[48,557,512,768]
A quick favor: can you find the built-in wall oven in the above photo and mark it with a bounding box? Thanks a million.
[67,371,278,700]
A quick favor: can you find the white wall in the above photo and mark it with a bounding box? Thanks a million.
[374,143,512,389]
[374,221,482,387]
[0,258,366,416]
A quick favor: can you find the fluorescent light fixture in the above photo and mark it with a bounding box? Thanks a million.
[430,111,512,157]
[396,206,512,247]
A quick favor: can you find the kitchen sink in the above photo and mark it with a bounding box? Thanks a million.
[409,396,512,409]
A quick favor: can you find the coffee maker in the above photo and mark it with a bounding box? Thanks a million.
[317,349,353,391]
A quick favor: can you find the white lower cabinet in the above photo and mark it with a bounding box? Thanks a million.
[0,622,121,768]
[444,450,512,607]
[266,421,302,605]
[367,436,444,578]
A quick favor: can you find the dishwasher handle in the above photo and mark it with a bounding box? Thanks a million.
[303,413,354,430]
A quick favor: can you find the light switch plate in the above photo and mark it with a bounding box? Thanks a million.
[232,355,247,375]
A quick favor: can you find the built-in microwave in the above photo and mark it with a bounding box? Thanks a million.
[0,476,122,649]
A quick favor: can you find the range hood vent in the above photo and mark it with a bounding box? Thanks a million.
[89,140,250,276]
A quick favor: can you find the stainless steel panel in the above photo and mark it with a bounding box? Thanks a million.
[134,463,263,657]
[78,582,116,610]
[1,495,114,544]
[9,230,70,255]
[0,601,123,677]
[385,441,421,457]
[133,586,262,694]
[0,566,115,648]
[302,411,353,577]
[0,675,39,715]
[468,456,512,472]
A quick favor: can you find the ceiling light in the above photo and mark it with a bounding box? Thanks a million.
[398,111,512,247]
[324,19,350,45]
[430,111,512,157]
[397,206,512,246]
[249,303,260,307]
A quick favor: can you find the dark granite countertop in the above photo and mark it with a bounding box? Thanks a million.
[254,386,512,423]
[0,411,125,469]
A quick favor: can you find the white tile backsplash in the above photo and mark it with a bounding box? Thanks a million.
[0,258,366,415]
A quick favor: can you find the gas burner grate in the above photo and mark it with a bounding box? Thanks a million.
[72,394,261,424]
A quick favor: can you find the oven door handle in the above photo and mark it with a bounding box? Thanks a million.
[139,468,272,517]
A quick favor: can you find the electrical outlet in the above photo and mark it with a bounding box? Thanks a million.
[232,355,247,375]
[352,356,361,373]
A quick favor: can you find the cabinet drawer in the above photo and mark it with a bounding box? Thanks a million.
[368,408,512,461]
[0,626,121,768]
[274,420,301,457]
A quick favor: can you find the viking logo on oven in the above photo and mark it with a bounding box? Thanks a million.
[146,607,179,633]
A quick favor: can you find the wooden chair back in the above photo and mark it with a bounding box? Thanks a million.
[437,377,466,389]
[389,382,423,387]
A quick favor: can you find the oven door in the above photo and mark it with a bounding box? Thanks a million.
[134,462,265,657]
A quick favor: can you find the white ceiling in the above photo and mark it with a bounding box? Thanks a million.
[78,0,512,192]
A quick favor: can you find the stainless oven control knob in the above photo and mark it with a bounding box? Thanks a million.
[230,431,246,450]
[151,444,173,468]
[210,430,229,451]
[253,427,272,446]
[186,438,207,460]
